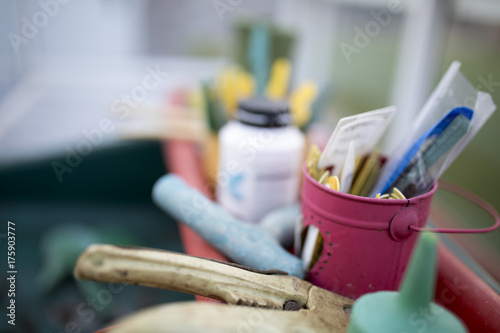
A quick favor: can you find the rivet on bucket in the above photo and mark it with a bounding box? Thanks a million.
[389,207,418,241]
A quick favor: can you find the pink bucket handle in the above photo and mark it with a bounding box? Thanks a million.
[409,179,500,234]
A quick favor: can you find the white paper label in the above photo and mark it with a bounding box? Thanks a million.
[340,141,356,193]
[317,106,396,171]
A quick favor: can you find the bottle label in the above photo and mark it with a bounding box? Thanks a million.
[218,150,301,223]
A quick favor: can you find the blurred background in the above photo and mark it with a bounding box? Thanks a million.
[0,0,499,332]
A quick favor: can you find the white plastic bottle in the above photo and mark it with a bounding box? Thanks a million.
[216,98,305,223]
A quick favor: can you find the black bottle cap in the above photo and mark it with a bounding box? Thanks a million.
[237,98,291,128]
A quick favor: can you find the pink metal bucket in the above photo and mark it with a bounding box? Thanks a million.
[301,165,437,299]
[301,165,499,300]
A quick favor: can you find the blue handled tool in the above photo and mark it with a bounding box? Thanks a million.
[377,107,473,197]
[152,174,305,278]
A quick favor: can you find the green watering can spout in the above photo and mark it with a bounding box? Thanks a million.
[347,233,468,333]
[398,233,437,309]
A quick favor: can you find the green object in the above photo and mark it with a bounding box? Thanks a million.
[248,24,270,96]
[307,82,333,130]
[37,224,99,292]
[37,223,139,293]
[234,22,295,76]
[202,81,226,132]
[348,234,468,333]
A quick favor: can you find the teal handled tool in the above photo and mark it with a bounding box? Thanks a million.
[152,174,305,278]
[348,233,467,333]
[260,203,300,249]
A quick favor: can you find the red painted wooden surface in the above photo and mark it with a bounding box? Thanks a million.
[436,244,500,332]
[162,140,227,302]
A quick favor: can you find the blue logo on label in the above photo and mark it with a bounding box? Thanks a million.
[229,173,244,200]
